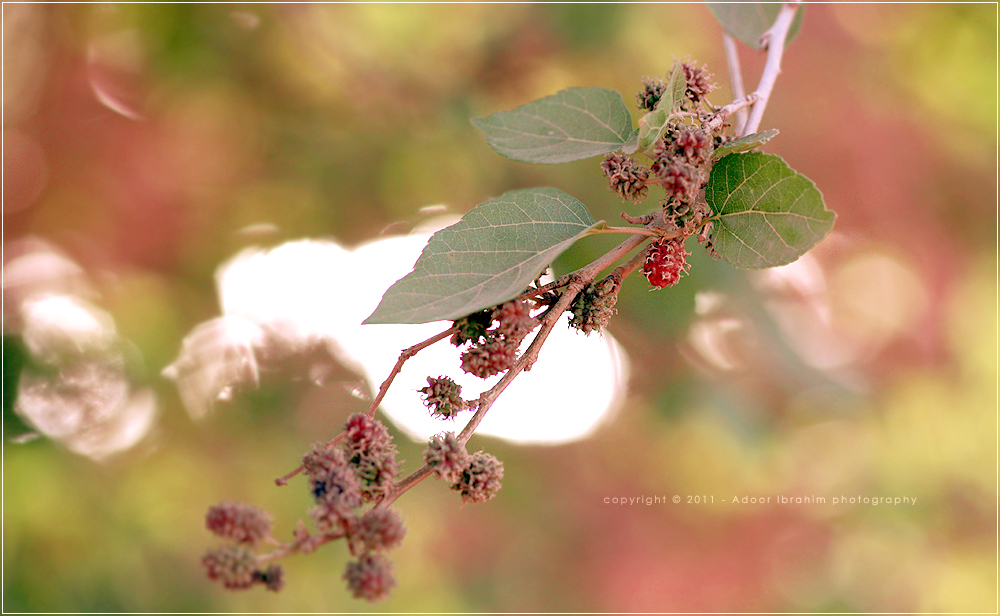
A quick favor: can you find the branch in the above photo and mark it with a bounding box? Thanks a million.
[275,325,456,486]
[722,33,749,135]
[705,93,759,133]
[742,0,802,136]
[379,224,664,506]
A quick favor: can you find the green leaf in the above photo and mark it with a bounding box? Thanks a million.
[364,188,600,324]
[471,87,635,164]
[637,108,668,151]
[637,62,687,151]
[661,60,688,115]
[706,2,804,49]
[705,152,835,269]
[712,129,779,159]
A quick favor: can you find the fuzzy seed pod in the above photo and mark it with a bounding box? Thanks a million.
[343,553,397,602]
[643,237,691,289]
[309,462,363,534]
[493,300,536,342]
[681,62,716,107]
[205,502,274,546]
[342,414,399,503]
[424,432,470,484]
[452,451,504,504]
[460,338,518,379]
[302,443,348,480]
[419,376,466,419]
[568,276,622,335]
[451,308,493,346]
[673,125,713,165]
[636,76,667,111]
[356,508,407,552]
[202,545,259,590]
[601,152,650,204]
[654,159,705,204]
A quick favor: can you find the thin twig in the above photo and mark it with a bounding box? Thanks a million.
[610,245,649,280]
[587,226,662,237]
[705,93,759,133]
[275,325,456,486]
[722,33,749,135]
[515,275,572,302]
[363,326,457,419]
[742,0,802,136]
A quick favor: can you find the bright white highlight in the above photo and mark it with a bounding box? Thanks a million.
[214,231,630,445]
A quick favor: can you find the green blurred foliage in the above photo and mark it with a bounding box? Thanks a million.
[3,3,995,612]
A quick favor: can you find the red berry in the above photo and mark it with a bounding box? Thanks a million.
[643,238,691,289]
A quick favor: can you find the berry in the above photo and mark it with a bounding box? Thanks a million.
[653,159,704,203]
[309,463,363,534]
[451,308,493,346]
[601,152,650,203]
[452,451,504,504]
[636,76,667,111]
[569,275,621,335]
[356,508,406,552]
[302,442,348,480]
[205,502,273,545]
[460,338,517,379]
[419,376,466,419]
[343,553,397,602]
[202,546,259,590]
[673,125,713,165]
[493,300,536,342]
[643,237,691,289]
[343,414,399,503]
[682,61,716,107]
[424,432,469,484]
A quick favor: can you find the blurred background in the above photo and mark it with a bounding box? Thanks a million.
[3,3,996,612]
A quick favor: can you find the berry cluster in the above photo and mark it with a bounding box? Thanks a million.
[202,414,406,602]
[595,65,725,297]
[424,432,504,504]
[650,124,714,207]
[456,300,537,379]
[569,275,622,335]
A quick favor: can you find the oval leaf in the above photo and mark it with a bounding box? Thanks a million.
[712,129,779,160]
[637,62,687,151]
[705,152,835,269]
[660,60,688,115]
[471,87,635,164]
[364,188,599,324]
[706,2,804,49]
